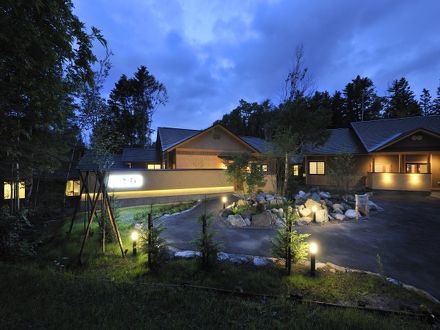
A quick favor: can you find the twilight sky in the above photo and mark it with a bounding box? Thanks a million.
[73,0,440,132]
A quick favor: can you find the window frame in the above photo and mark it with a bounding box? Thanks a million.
[147,163,161,170]
[308,161,325,175]
[292,165,300,176]
[65,180,81,197]
[405,163,429,174]
[4,181,26,199]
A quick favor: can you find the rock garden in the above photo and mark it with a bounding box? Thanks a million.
[220,189,384,228]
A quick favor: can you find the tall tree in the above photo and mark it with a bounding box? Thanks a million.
[342,75,382,123]
[103,66,167,148]
[0,0,101,210]
[384,78,421,118]
[433,84,440,115]
[329,91,346,128]
[419,88,434,116]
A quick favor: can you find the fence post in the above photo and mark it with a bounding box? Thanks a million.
[148,212,152,269]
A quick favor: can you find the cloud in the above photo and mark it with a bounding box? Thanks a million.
[73,0,440,133]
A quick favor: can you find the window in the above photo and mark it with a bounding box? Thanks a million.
[4,181,25,199]
[147,164,161,170]
[406,163,428,174]
[374,163,392,173]
[292,165,299,176]
[65,180,80,196]
[261,164,268,173]
[308,161,325,175]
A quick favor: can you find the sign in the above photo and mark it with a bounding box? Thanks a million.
[107,174,143,189]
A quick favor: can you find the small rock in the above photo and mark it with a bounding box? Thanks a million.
[311,192,321,202]
[332,203,344,211]
[236,199,248,207]
[265,194,274,201]
[243,217,251,226]
[297,217,312,225]
[344,209,359,219]
[217,252,230,261]
[333,208,343,214]
[226,214,247,227]
[297,190,306,198]
[253,257,269,266]
[175,250,201,258]
[221,208,233,217]
[252,210,276,227]
[332,213,346,221]
[368,200,384,212]
[319,191,331,199]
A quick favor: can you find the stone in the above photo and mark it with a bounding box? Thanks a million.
[333,208,343,214]
[297,217,312,225]
[229,255,249,264]
[299,207,312,217]
[253,257,269,266]
[175,250,201,258]
[217,252,230,261]
[236,199,248,207]
[297,190,306,198]
[221,208,233,217]
[243,217,251,226]
[256,194,266,203]
[319,191,331,199]
[311,192,321,202]
[134,223,143,230]
[324,199,333,208]
[344,209,359,219]
[332,203,344,211]
[265,194,274,201]
[368,200,384,212]
[332,213,346,221]
[278,208,284,217]
[226,214,247,227]
[355,194,369,216]
[315,209,328,223]
[304,199,322,210]
[252,210,276,227]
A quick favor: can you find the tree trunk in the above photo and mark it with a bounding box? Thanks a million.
[283,152,289,196]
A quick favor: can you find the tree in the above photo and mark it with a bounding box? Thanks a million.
[214,99,272,138]
[103,66,168,148]
[0,0,102,212]
[433,84,440,115]
[419,88,434,116]
[272,207,310,275]
[329,91,346,128]
[327,153,356,193]
[245,163,266,196]
[342,75,382,122]
[384,78,421,118]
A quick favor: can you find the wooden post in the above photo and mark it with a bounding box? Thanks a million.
[67,171,88,235]
[102,191,106,254]
[355,194,359,222]
[286,207,292,275]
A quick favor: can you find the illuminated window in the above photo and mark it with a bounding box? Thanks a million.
[309,161,325,175]
[147,164,161,170]
[374,163,391,173]
[65,180,80,196]
[292,165,299,176]
[4,181,25,199]
[406,163,428,174]
[261,164,268,173]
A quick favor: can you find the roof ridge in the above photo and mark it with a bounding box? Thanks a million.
[351,115,439,124]
[158,126,201,131]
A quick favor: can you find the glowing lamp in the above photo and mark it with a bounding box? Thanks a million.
[131,231,139,256]
[309,241,318,276]
[222,196,227,209]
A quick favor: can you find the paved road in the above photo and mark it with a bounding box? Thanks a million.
[161,193,440,299]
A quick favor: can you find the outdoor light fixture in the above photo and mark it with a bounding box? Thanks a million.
[131,231,139,256]
[222,196,227,209]
[311,206,317,222]
[309,242,318,276]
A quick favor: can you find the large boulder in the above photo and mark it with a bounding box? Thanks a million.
[236,199,248,207]
[344,209,359,219]
[315,209,328,223]
[304,199,322,210]
[355,194,369,216]
[226,214,247,227]
[252,210,276,227]
[299,206,312,218]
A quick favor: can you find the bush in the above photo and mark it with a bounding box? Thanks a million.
[0,207,35,260]
[142,223,168,271]
[193,212,221,271]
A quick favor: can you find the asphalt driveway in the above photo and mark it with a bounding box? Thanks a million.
[161,193,440,299]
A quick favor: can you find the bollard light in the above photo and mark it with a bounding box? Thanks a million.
[131,230,139,256]
[309,242,318,276]
[311,206,317,222]
[222,196,227,209]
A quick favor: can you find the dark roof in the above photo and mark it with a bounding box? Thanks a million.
[157,127,200,151]
[351,116,440,152]
[121,148,160,163]
[306,128,366,155]
[77,152,125,171]
[239,136,273,153]
[157,125,270,153]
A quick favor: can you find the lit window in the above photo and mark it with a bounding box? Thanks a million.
[309,161,325,175]
[4,181,25,199]
[261,164,268,173]
[292,165,299,176]
[147,164,161,170]
[65,180,80,196]
[406,163,428,174]
[374,163,391,173]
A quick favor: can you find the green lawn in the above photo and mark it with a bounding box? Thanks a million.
[2,200,438,329]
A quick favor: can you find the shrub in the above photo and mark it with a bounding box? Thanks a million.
[142,223,168,271]
[193,212,221,271]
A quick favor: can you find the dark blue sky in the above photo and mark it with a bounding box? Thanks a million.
[73,0,440,132]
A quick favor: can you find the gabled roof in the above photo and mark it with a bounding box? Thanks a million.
[305,128,366,155]
[351,115,440,152]
[121,148,160,163]
[157,127,200,151]
[77,152,125,171]
[157,124,269,153]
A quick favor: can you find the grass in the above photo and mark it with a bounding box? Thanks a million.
[0,261,435,329]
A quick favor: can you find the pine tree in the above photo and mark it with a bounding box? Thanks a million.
[419,88,434,116]
[433,85,440,115]
[384,78,421,118]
